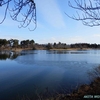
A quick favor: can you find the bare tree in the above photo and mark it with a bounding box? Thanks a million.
[66,0,100,27]
[0,0,36,30]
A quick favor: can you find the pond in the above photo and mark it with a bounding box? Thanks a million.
[0,50,100,100]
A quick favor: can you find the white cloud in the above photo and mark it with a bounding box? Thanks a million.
[37,37,58,44]
[37,36,85,44]
[68,36,85,43]
[36,0,66,28]
[35,34,100,44]
[92,34,100,37]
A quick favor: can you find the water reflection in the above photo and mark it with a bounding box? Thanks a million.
[46,50,88,54]
[20,50,37,56]
[0,50,100,100]
[14,50,100,65]
[0,51,19,60]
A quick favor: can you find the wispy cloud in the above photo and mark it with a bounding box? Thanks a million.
[93,34,100,37]
[43,36,86,44]
[36,0,66,28]
[68,36,85,43]
[37,36,86,44]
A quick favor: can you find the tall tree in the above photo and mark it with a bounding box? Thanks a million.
[13,39,19,48]
[8,39,14,47]
[0,39,7,47]
[2,39,7,46]
[67,0,100,26]
[29,39,35,48]
[29,40,35,44]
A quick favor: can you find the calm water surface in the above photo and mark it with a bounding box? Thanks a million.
[0,50,100,100]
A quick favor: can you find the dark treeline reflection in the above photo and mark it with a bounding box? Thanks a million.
[47,50,88,54]
[0,52,19,60]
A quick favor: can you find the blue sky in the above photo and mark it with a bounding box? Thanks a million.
[0,0,100,44]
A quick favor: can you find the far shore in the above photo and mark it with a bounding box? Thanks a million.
[0,48,33,53]
[0,47,100,53]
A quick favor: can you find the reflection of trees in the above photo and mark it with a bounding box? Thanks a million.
[0,54,9,60]
[0,52,19,60]
[10,53,19,60]
[47,50,70,54]
[47,50,88,54]
[15,50,37,65]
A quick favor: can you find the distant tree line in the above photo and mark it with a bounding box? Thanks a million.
[46,42,69,50]
[0,38,100,50]
[70,43,100,49]
[0,39,35,49]
[46,42,100,50]
[20,40,35,48]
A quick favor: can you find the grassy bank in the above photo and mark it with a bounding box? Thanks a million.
[0,47,99,52]
[0,47,34,52]
[51,77,100,100]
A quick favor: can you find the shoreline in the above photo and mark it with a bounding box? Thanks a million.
[68,77,100,99]
[47,77,100,100]
[17,77,100,100]
[0,48,33,53]
[0,47,99,53]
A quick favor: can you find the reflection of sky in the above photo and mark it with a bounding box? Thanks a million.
[0,60,92,91]
[0,50,100,99]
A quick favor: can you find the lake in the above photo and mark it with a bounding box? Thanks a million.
[0,50,100,100]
